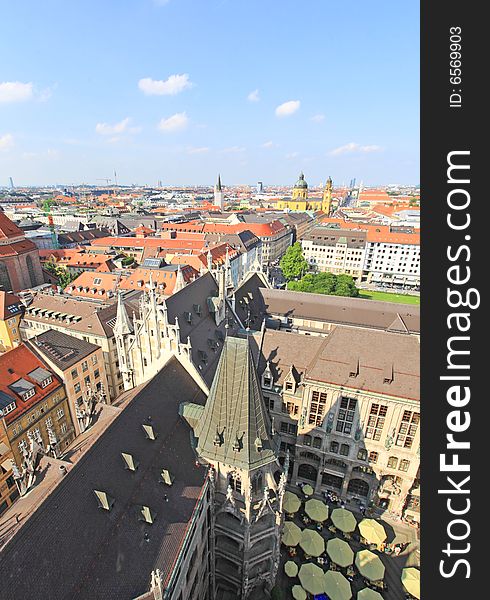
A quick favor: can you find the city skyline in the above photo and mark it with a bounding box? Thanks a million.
[1,0,419,186]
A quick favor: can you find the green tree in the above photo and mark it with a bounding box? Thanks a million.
[287,271,359,297]
[280,242,309,281]
[45,261,79,288]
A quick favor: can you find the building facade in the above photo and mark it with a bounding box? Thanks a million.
[27,330,109,436]
[0,212,44,293]
[0,344,75,468]
[254,326,420,520]
[301,227,367,281]
[0,291,24,353]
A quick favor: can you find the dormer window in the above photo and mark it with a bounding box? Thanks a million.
[285,381,294,392]
[22,388,35,401]
[41,376,52,389]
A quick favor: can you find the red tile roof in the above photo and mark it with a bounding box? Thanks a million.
[0,212,25,241]
[0,291,23,320]
[0,344,62,425]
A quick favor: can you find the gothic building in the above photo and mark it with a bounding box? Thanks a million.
[181,336,286,600]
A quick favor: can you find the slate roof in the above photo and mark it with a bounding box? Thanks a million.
[163,272,240,386]
[193,336,277,470]
[28,329,101,370]
[259,288,420,333]
[0,357,207,600]
[252,327,420,402]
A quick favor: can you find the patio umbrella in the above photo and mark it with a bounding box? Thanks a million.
[326,538,354,568]
[302,484,314,496]
[282,521,302,547]
[358,519,387,546]
[401,567,420,599]
[305,498,329,522]
[299,528,325,557]
[331,508,357,533]
[355,550,385,582]
[357,588,384,600]
[323,570,352,600]
[285,560,299,577]
[292,585,307,600]
[284,491,301,514]
[298,563,325,596]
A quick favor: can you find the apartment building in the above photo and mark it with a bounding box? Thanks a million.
[301,227,367,280]
[27,330,109,436]
[20,292,140,401]
[0,344,75,467]
[252,325,420,519]
[0,291,24,352]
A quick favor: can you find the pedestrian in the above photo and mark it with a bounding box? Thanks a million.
[164,494,169,502]
[144,532,150,543]
[394,545,401,556]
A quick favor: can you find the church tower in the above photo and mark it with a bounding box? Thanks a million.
[181,336,286,600]
[214,174,224,210]
[291,172,308,202]
[322,175,333,214]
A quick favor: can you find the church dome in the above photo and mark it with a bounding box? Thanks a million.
[294,172,308,189]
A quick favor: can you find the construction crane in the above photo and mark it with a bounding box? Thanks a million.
[42,199,59,249]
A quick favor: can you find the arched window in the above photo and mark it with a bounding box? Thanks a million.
[26,254,37,287]
[252,471,263,494]
[228,473,242,494]
[321,473,343,489]
[0,263,12,292]
[298,463,318,482]
[347,478,369,497]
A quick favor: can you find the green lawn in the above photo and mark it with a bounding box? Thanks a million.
[359,290,420,305]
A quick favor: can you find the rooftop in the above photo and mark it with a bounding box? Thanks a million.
[29,330,101,370]
[0,357,207,600]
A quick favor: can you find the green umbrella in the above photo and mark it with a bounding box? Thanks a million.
[323,570,352,600]
[298,563,325,596]
[299,528,325,557]
[285,561,299,578]
[284,491,301,514]
[358,519,387,546]
[302,484,314,496]
[331,508,357,533]
[326,538,354,567]
[305,498,329,522]
[355,550,385,582]
[282,521,302,547]
[292,585,307,600]
[401,567,420,599]
[357,588,384,600]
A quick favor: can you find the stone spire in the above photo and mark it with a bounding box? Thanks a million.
[194,336,277,470]
[214,173,224,209]
[113,292,132,336]
[174,264,186,293]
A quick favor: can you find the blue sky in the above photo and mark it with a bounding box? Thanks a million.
[0,0,419,187]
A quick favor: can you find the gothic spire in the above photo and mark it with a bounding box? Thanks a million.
[193,336,278,470]
[114,292,132,335]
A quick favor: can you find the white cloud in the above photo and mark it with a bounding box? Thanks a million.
[311,113,325,123]
[96,117,130,135]
[262,141,276,148]
[247,89,260,102]
[329,142,382,156]
[0,81,33,103]
[275,100,300,117]
[95,117,140,136]
[187,146,209,154]
[221,146,246,153]
[285,152,299,159]
[138,74,193,96]
[158,112,189,132]
[0,133,14,151]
